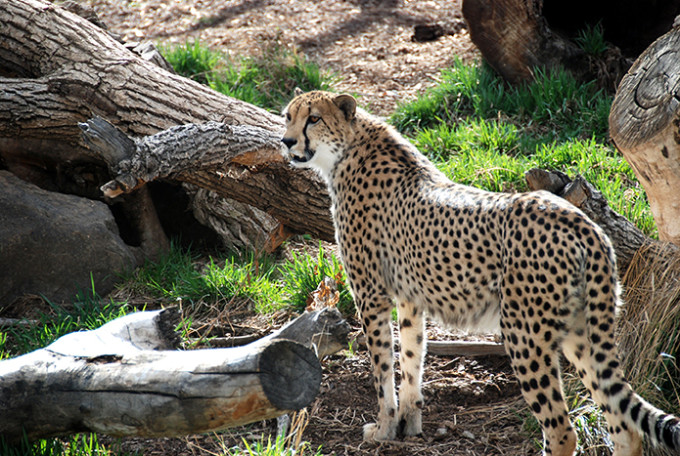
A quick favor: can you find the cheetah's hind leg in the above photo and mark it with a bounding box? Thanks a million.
[501,298,577,456]
[562,325,643,456]
[396,300,425,437]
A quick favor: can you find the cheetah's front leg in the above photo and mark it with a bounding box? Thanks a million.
[358,296,398,441]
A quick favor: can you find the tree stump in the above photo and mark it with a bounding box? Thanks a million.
[460,0,665,90]
[609,27,680,246]
[0,307,350,443]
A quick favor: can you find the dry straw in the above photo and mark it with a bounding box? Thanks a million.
[619,242,680,413]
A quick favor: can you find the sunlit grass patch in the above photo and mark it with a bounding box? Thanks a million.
[161,40,336,112]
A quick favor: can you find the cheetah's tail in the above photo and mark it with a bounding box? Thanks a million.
[618,387,680,451]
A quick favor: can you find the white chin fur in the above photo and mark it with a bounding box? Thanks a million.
[293,144,338,180]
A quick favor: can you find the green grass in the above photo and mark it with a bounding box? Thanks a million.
[161,40,221,84]
[161,41,336,112]
[575,22,608,56]
[280,244,353,315]
[124,242,285,314]
[220,435,322,456]
[391,59,611,141]
[0,434,135,456]
[123,242,352,316]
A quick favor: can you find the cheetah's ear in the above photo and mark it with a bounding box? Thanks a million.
[333,94,356,121]
[294,87,304,97]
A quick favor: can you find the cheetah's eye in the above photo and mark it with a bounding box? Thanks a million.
[308,115,321,124]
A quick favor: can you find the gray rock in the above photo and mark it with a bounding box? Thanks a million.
[0,171,139,308]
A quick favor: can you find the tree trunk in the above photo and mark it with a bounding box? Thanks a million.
[0,0,334,254]
[460,0,670,91]
[462,0,579,84]
[609,27,680,246]
[0,307,350,443]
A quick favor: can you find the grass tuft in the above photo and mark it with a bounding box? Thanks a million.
[280,244,353,316]
[391,59,611,141]
[160,40,221,84]
[161,40,336,112]
[575,22,608,56]
[0,434,129,456]
[123,242,284,314]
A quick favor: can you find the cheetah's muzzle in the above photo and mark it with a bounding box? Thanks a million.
[281,136,314,164]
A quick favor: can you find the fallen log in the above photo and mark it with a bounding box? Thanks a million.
[426,340,506,357]
[78,117,334,246]
[0,307,350,443]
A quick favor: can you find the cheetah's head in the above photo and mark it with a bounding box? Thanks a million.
[281,89,357,179]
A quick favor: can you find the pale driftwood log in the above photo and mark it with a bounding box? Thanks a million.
[609,27,680,246]
[0,307,353,443]
[250,307,351,358]
[427,340,506,357]
[0,0,334,252]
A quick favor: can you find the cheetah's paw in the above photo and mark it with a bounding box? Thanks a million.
[398,409,422,437]
[363,422,397,441]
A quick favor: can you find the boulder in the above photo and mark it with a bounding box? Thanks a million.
[0,171,139,308]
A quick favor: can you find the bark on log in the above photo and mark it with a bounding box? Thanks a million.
[609,27,680,246]
[0,307,351,443]
[79,117,335,244]
[0,0,334,252]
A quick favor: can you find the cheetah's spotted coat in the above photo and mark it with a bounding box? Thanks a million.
[281,90,680,456]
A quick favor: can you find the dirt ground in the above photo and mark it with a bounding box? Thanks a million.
[90,0,479,116]
[85,1,535,454]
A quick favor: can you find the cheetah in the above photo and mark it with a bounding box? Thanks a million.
[281,89,680,456]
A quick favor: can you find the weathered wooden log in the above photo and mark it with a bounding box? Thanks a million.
[251,307,351,358]
[609,27,680,246]
[0,307,352,443]
[427,340,506,357]
[79,117,335,245]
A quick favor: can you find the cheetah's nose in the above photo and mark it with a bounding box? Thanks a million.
[281,137,297,149]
